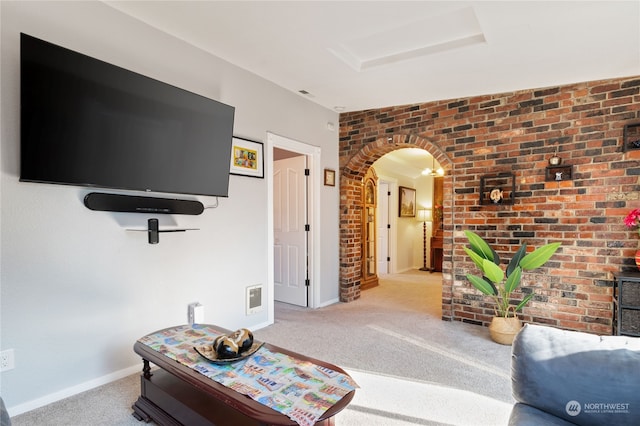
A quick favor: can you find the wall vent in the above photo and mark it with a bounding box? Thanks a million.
[246,284,263,315]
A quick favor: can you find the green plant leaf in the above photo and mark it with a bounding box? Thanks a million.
[463,246,486,270]
[489,246,501,266]
[506,244,527,277]
[481,259,504,284]
[483,278,498,295]
[519,242,561,270]
[464,230,494,261]
[514,293,534,312]
[466,274,497,295]
[504,266,522,293]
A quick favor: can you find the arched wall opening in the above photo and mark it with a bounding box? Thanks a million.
[338,134,454,321]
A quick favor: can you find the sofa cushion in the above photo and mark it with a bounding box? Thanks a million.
[511,324,640,426]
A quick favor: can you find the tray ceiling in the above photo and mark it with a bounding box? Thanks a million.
[105,1,640,112]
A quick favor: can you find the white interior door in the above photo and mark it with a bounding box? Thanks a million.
[377,182,389,274]
[273,155,308,306]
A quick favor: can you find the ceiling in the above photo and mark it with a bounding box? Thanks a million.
[104,1,639,113]
[373,148,441,179]
[103,1,639,177]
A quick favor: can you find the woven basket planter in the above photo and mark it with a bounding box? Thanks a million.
[489,316,522,345]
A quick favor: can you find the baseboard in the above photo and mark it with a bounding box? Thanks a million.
[250,319,274,331]
[7,364,141,417]
[317,298,340,308]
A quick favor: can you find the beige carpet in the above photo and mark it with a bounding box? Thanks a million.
[256,270,513,425]
[12,270,513,425]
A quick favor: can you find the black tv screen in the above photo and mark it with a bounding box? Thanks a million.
[20,33,235,197]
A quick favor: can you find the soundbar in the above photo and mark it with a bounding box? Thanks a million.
[84,192,204,215]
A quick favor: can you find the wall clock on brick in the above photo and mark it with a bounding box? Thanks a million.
[479,173,515,205]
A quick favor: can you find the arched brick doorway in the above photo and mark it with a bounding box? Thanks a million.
[339,134,454,320]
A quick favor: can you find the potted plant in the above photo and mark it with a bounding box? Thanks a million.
[462,230,561,344]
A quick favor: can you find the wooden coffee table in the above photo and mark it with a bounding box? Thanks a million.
[131,325,355,425]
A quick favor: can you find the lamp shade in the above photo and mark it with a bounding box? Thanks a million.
[416,208,432,222]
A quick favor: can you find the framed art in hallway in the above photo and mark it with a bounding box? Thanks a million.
[230,137,264,178]
[399,186,416,217]
[324,169,335,186]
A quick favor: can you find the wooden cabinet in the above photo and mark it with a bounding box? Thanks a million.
[361,168,378,290]
[613,272,640,336]
[430,236,443,272]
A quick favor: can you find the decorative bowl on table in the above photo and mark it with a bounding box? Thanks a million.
[194,328,263,364]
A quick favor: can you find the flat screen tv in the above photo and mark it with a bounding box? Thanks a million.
[20,33,235,198]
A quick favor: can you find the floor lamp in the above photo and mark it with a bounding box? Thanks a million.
[416,208,432,271]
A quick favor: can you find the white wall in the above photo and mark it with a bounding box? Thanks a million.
[0,1,340,413]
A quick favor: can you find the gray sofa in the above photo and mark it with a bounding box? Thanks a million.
[510,324,640,425]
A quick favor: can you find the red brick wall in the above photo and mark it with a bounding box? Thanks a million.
[338,76,640,334]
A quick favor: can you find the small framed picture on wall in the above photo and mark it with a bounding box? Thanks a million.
[399,186,416,217]
[324,169,336,186]
[230,137,264,178]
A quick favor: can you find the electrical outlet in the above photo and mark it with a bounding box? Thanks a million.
[0,349,15,372]
[188,302,202,325]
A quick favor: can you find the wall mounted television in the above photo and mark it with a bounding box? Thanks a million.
[20,33,235,198]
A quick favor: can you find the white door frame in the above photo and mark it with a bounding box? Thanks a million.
[376,181,390,275]
[376,174,398,274]
[266,132,321,322]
